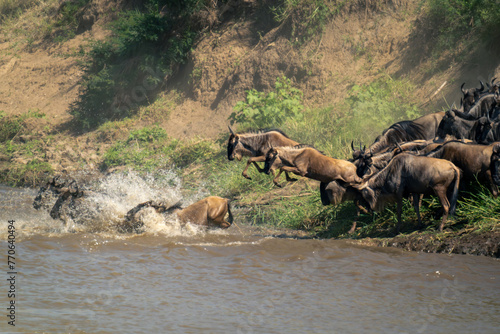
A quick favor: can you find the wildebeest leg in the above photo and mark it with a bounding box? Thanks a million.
[50,192,71,221]
[242,156,266,179]
[412,194,423,229]
[396,196,403,234]
[272,166,302,187]
[434,186,450,232]
[485,170,498,197]
[284,171,297,182]
[319,182,330,206]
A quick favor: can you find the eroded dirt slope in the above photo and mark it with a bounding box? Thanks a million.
[0,0,499,140]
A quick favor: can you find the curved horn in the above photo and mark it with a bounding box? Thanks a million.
[461,82,466,95]
[396,142,403,152]
[478,80,484,92]
[351,141,355,151]
[228,125,235,135]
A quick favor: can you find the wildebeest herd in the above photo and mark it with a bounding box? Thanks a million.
[34,78,500,234]
[228,78,500,232]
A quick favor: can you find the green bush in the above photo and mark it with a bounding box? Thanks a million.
[72,0,221,129]
[229,76,304,130]
[283,75,420,158]
[423,0,500,53]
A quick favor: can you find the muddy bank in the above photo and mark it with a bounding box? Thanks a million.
[352,230,500,257]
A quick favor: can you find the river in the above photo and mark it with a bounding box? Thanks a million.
[0,176,499,333]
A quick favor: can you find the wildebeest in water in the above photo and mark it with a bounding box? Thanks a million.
[124,196,234,232]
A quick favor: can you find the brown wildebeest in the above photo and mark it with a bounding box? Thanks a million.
[125,196,233,232]
[350,153,461,232]
[263,145,362,187]
[227,127,299,183]
[426,140,500,197]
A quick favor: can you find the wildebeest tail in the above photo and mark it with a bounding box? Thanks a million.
[226,199,234,225]
[449,165,461,215]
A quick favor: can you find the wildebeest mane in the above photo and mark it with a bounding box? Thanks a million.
[239,128,291,138]
[368,121,426,154]
[279,144,324,155]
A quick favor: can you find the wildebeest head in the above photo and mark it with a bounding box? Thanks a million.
[461,81,484,112]
[263,147,282,175]
[227,126,246,161]
[351,182,377,211]
[475,117,493,144]
[487,78,499,94]
[436,109,455,141]
[491,143,500,186]
[355,150,373,178]
[350,141,366,161]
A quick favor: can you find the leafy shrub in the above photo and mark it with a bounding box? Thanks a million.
[72,0,220,129]
[282,75,420,158]
[422,0,500,53]
[229,76,304,130]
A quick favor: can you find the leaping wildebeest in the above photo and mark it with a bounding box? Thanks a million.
[124,196,234,232]
[263,145,363,187]
[350,153,461,232]
[227,127,300,184]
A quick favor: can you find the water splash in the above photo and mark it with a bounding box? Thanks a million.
[1,170,220,239]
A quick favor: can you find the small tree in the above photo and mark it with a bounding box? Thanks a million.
[229,76,304,130]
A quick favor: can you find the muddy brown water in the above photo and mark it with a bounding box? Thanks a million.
[1,179,499,333]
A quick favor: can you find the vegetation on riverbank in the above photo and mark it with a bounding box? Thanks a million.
[1,0,499,255]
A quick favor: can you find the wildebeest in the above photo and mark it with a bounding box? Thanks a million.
[124,196,233,232]
[436,109,489,142]
[353,140,441,179]
[486,78,499,94]
[461,81,484,112]
[350,153,461,232]
[319,181,370,214]
[351,111,444,159]
[33,175,87,221]
[227,127,299,183]
[426,140,500,196]
[263,145,362,187]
